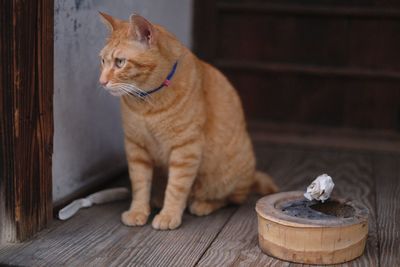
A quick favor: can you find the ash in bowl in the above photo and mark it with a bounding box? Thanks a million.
[281,199,355,219]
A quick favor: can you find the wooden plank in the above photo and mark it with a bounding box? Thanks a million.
[79,207,237,267]
[0,197,237,266]
[249,121,400,154]
[195,195,290,267]
[194,0,400,130]
[0,0,15,244]
[193,0,218,62]
[373,155,400,267]
[216,60,400,80]
[215,14,400,72]
[217,2,400,18]
[0,200,123,266]
[0,0,54,242]
[223,71,400,130]
[196,144,379,266]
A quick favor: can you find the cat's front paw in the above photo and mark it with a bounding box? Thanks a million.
[121,210,149,226]
[152,212,181,230]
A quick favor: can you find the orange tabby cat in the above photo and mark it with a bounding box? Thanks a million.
[98,12,278,230]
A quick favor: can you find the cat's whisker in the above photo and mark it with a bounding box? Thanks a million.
[114,83,155,106]
[113,85,140,98]
[115,85,152,105]
[108,83,132,93]
[119,87,137,97]
[112,82,152,98]
[126,85,156,105]
[127,84,151,97]
[113,84,138,94]
[104,84,128,97]
[113,84,142,98]
[110,83,137,93]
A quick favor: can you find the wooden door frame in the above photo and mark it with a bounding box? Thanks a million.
[0,0,53,243]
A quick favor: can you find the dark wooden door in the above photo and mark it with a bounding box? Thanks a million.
[194,0,400,131]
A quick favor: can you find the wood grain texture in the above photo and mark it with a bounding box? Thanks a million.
[216,60,400,80]
[0,196,237,266]
[194,0,400,131]
[0,0,54,242]
[195,195,289,267]
[2,139,399,266]
[0,200,123,266]
[217,2,400,18]
[91,207,236,267]
[373,155,400,267]
[222,0,400,9]
[225,71,400,129]
[216,14,400,71]
[249,121,400,154]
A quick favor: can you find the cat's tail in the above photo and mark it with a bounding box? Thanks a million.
[252,171,279,195]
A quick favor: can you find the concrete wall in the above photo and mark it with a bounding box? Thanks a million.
[53,0,193,202]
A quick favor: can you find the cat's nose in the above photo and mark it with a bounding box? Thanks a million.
[99,78,108,86]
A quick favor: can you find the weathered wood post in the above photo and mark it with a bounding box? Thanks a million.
[0,0,54,242]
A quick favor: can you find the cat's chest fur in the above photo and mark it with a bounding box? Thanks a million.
[142,121,171,166]
[122,107,176,167]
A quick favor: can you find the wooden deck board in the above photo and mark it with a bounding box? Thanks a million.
[0,140,399,266]
[99,206,236,267]
[0,201,124,266]
[0,198,236,266]
[373,155,400,267]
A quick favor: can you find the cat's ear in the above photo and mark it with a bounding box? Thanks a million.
[129,14,156,47]
[99,12,118,32]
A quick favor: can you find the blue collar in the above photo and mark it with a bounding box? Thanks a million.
[137,61,178,98]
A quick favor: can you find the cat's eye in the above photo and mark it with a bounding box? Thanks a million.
[115,58,126,68]
[101,58,105,65]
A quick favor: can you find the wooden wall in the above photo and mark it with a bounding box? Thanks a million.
[0,0,53,242]
[194,0,400,131]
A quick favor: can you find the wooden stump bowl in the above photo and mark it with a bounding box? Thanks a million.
[256,191,369,265]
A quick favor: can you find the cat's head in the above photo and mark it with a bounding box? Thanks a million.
[98,12,176,97]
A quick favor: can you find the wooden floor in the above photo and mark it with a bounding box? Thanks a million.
[0,137,399,266]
